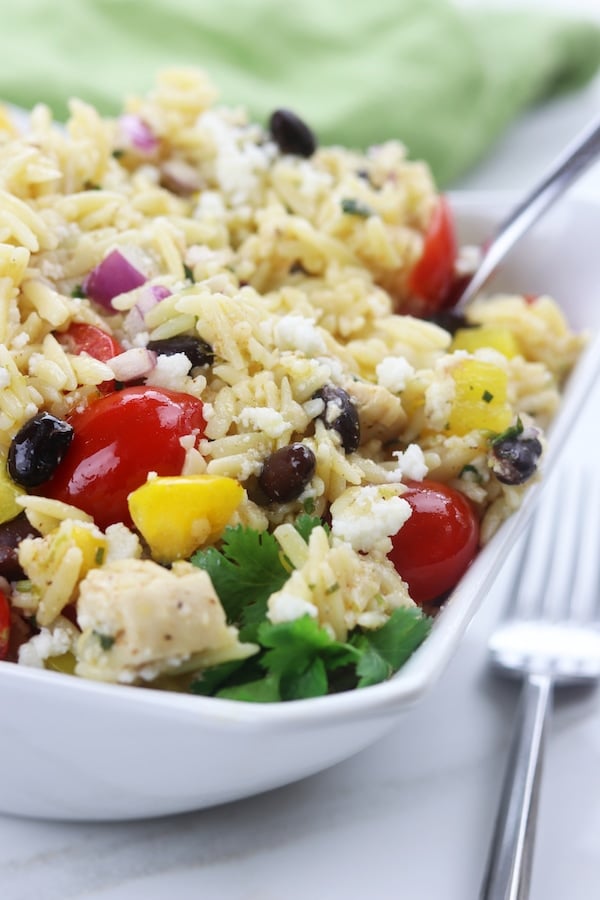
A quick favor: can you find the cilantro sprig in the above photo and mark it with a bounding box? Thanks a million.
[190,520,432,702]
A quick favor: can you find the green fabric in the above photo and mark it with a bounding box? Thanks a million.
[2,0,600,186]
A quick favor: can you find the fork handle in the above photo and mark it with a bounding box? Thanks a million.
[479,673,553,900]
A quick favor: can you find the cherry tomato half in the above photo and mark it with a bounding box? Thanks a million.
[388,480,479,606]
[57,323,125,394]
[407,196,457,314]
[44,386,206,530]
[0,589,10,661]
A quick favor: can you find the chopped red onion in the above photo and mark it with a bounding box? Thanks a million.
[118,114,159,155]
[106,347,157,381]
[83,250,147,310]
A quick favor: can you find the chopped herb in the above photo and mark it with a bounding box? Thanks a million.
[71,284,86,299]
[351,607,432,687]
[482,390,494,403]
[294,513,328,543]
[112,149,125,159]
[84,181,101,191]
[94,546,105,565]
[183,263,195,283]
[491,416,524,446]
[325,582,340,595]
[302,496,316,515]
[93,631,116,651]
[341,197,373,218]
[460,463,483,483]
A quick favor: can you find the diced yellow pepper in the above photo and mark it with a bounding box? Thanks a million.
[128,474,245,563]
[0,466,25,525]
[45,652,77,675]
[68,524,108,576]
[451,326,520,358]
[447,358,513,436]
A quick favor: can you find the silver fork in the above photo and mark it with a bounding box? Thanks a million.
[479,468,600,900]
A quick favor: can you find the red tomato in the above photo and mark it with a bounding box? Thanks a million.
[406,196,457,314]
[58,323,125,393]
[44,386,206,530]
[0,589,10,661]
[388,480,479,606]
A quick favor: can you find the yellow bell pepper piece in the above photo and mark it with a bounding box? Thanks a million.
[0,466,26,525]
[447,358,513,436]
[45,652,77,675]
[128,474,244,563]
[68,524,108,576]
[451,326,520,358]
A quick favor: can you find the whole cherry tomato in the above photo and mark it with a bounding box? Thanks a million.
[0,589,10,661]
[406,197,457,314]
[57,323,125,393]
[388,479,479,606]
[44,386,206,530]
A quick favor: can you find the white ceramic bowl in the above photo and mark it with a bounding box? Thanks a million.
[2,192,600,822]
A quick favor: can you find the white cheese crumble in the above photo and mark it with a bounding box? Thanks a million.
[236,406,290,438]
[268,591,319,624]
[330,485,412,553]
[18,620,76,668]
[145,352,192,389]
[386,444,428,482]
[0,368,10,389]
[425,375,455,431]
[376,356,415,393]
[274,315,327,356]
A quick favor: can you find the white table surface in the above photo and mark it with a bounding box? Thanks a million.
[3,1,600,898]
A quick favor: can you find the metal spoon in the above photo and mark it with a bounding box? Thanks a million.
[452,114,600,314]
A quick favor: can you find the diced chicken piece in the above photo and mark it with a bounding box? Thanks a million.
[343,379,407,444]
[75,558,256,682]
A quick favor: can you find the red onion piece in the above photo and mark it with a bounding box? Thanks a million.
[106,348,157,381]
[83,250,147,309]
[118,115,159,155]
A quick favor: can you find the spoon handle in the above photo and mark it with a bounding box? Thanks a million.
[454,115,600,312]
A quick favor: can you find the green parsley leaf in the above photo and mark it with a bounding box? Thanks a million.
[482,390,494,403]
[71,284,86,299]
[293,513,327,543]
[302,496,316,515]
[257,616,359,701]
[189,659,247,696]
[341,197,373,218]
[217,674,282,703]
[191,525,289,638]
[353,607,432,688]
[183,263,196,283]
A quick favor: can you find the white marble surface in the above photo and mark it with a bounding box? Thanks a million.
[3,1,600,897]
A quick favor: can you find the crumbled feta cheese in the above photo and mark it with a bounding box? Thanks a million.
[386,444,428,482]
[0,368,10,388]
[268,591,319,624]
[274,315,327,356]
[237,406,290,438]
[376,356,415,393]
[330,485,411,553]
[145,352,192,389]
[18,620,77,668]
[104,523,142,562]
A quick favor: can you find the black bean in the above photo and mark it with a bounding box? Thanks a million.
[146,335,214,368]
[8,412,74,487]
[269,109,316,158]
[313,385,360,453]
[258,442,316,504]
[426,309,476,335]
[0,512,40,580]
[490,435,543,485]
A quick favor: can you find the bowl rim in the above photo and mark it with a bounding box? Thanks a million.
[3,189,600,731]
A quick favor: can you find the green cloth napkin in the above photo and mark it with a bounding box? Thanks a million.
[2,0,600,185]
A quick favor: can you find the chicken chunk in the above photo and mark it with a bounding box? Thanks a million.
[75,558,256,682]
[343,379,407,444]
